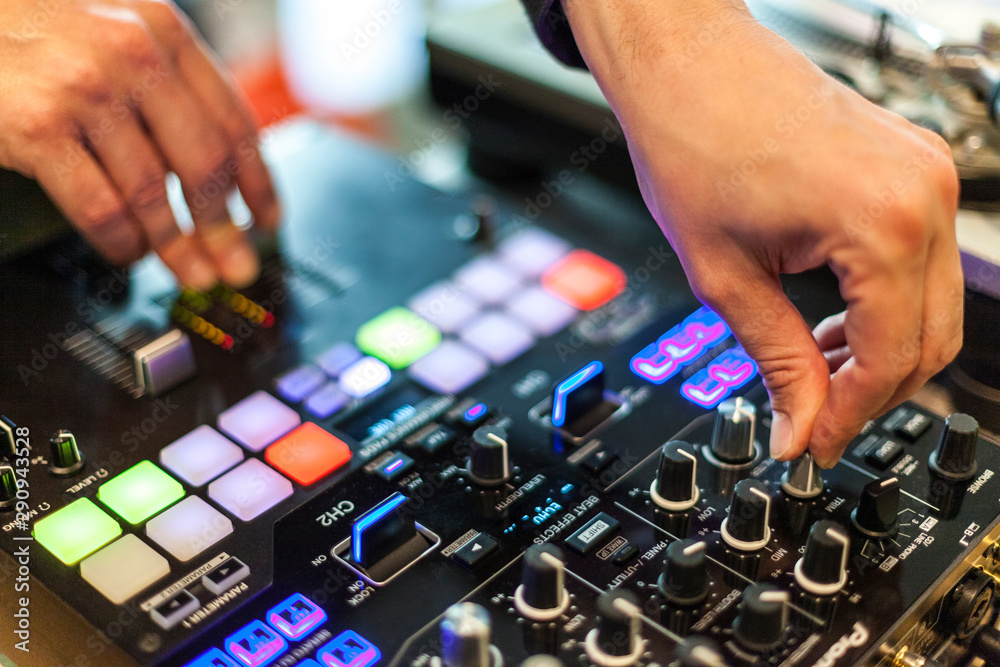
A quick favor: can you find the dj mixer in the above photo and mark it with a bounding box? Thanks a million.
[2,121,1000,667]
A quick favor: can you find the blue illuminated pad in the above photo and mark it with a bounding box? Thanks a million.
[317,630,381,667]
[629,306,730,384]
[679,347,759,409]
[224,619,287,667]
[266,593,327,640]
[185,647,240,667]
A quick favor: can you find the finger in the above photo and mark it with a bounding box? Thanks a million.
[193,216,261,288]
[34,138,146,265]
[822,345,852,373]
[87,112,216,289]
[813,311,847,351]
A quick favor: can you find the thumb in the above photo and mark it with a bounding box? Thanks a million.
[697,272,830,461]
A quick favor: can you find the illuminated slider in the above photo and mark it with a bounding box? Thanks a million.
[794,520,850,596]
[171,302,234,350]
[514,544,571,621]
[210,283,275,328]
[721,479,772,551]
[552,361,604,429]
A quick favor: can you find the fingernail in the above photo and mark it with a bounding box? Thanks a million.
[769,410,794,460]
[184,258,217,292]
[222,243,260,289]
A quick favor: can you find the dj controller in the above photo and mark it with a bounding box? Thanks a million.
[3,121,1000,667]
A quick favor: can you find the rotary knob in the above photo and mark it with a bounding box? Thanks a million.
[709,398,756,465]
[468,425,510,487]
[515,544,569,621]
[781,452,824,499]
[929,413,979,482]
[794,520,850,596]
[441,603,496,667]
[721,479,772,550]
[732,584,789,653]
[49,430,85,477]
[0,465,16,510]
[851,477,900,538]
[651,441,700,512]
[585,590,644,666]
[658,539,709,607]
[675,638,728,667]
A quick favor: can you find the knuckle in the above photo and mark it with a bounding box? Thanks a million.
[127,173,170,213]
[66,62,113,105]
[80,199,129,235]
[189,152,233,194]
[20,106,67,141]
[110,24,162,70]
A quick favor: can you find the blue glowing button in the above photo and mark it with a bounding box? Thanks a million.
[218,391,301,452]
[373,452,415,481]
[266,593,327,640]
[318,342,363,378]
[679,347,758,409]
[339,357,392,399]
[462,402,489,428]
[185,647,240,667]
[276,365,326,403]
[224,619,288,667]
[409,340,489,395]
[551,361,604,429]
[459,312,535,366]
[317,630,381,667]
[304,382,352,420]
[299,661,321,667]
[630,306,731,385]
[351,492,411,569]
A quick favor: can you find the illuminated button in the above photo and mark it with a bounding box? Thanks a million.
[356,307,442,369]
[98,461,184,524]
[218,391,301,452]
[317,630,381,667]
[506,286,578,336]
[304,382,351,419]
[265,423,352,486]
[373,452,414,480]
[185,648,240,667]
[276,365,326,403]
[34,498,121,565]
[225,619,288,667]
[317,342,363,377]
[408,281,481,334]
[541,249,626,311]
[80,534,169,604]
[409,341,489,394]
[552,361,604,429]
[351,492,411,568]
[160,425,244,487]
[497,228,571,277]
[339,357,392,399]
[459,312,535,365]
[299,661,321,667]
[454,257,523,305]
[209,459,293,521]
[266,593,328,640]
[146,496,234,561]
[461,402,489,428]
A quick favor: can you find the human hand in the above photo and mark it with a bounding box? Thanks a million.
[564,0,963,467]
[0,0,279,289]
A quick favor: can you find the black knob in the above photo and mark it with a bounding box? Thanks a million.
[658,539,709,606]
[675,638,729,667]
[441,602,493,667]
[586,590,643,664]
[722,479,772,550]
[851,477,900,538]
[795,520,850,595]
[709,398,756,465]
[0,465,16,510]
[651,441,700,511]
[516,544,568,621]
[732,584,788,653]
[929,413,979,482]
[49,430,85,477]
[468,425,510,486]
[781,453,824,499]
[0,416,15,460]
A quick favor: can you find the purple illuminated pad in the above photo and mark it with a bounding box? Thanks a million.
[266,593,327,640]
[225,619,287,667]
[209,459,293,521]
[304,382,351,419]
[338,357,392,399]
[317,630,381,667]
[680,347,759,409]
[407,281,481,334]
[409,341,490,394]
[497,228,571,277]
[317,342,363,377]
[506,286,578,336]
[629,306,731,385]
[454,257,523,305]
[459,312,535,365]
[160,425,244,487]
[276,365,326,403]
[218,391,301,452]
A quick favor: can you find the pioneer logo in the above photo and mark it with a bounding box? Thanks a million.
[810,623,869,667]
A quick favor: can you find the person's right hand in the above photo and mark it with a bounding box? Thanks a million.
[0,0,279,289]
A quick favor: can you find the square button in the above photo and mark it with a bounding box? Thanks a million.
[81,534,170,604]
[542,249,626,311]
[454,257,523,305]
[98,461,184,525]
[408,281,481,334]
[146,496,234,561]
[218,391,302,452]
[265,423,352,486]
[453,533,498,569]
[317,342,362,377]
[160,425,244,487]
[409,341,489,394]
[209,459,293,521]
[506,286,578,336]
[304,382,351,419]
[356,307,441,369]
[34,498,121,565]
[497,228,571,277]
[459,313,536,365]
[276,365,326,403]
[339,357,392,399]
